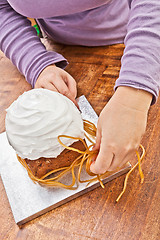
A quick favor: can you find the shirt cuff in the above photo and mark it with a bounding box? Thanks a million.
[26,51,68,88]
[114,78,158,105]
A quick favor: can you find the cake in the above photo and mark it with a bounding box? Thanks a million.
[5,89,85,178]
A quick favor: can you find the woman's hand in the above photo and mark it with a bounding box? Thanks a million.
[90,86,152,174]
[35,64,78,106]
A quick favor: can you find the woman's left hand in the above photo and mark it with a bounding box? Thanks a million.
[90,86,152,174]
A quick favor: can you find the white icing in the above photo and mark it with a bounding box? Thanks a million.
[5,89,84,160]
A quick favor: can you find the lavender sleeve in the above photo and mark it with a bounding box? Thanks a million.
[0,0,68,87]
[115,0,160,104]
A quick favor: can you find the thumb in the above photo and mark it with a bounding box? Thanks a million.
[90,139,114,174]
[90,127,101,164]
[65,74,77,99]
[92,123,101,151]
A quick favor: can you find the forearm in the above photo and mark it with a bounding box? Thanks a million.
[115,0,160,104]
[113,86,152,112]
[0,0,67,87]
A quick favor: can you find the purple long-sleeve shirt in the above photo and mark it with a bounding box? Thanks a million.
[0,0,160,104]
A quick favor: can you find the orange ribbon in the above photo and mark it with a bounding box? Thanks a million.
[17,120,145,201]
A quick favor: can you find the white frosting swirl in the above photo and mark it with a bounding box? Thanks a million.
[5,89,84,160]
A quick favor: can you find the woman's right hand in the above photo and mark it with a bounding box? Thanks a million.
[35,64,78,106]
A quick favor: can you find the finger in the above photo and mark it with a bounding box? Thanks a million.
[90,141,114,174]
[53,72,76,99]
[61,73,79,108]
[107,148,135,171]
[74,100,80,110]
[90,127,101,163]
[63,73,77,99]
[43,82,59,92]
[107,151,126,172]
[90,122,101,161]
[119,152,135,169]
[52,78,78,108]
[93,124,101,151]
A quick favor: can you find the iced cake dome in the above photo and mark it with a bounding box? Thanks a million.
[5,89,84,160]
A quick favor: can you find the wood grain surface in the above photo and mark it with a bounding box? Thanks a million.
[0,40,160,240]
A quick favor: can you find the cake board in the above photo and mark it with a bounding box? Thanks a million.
[0,95,131,225]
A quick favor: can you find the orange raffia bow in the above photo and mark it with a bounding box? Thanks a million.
[17,119,145,201]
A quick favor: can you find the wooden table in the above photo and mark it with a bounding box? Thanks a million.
[0,41,160,240]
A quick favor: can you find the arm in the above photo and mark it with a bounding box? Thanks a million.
[90,0,160,173]
[115,0,160,104]
[0,0,67,88]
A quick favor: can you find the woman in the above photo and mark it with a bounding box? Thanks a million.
[0,0,160,174]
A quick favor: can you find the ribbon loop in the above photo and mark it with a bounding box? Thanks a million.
[17,120,145,201]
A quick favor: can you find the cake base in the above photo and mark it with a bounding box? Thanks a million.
[25,140,86,178]
[0,96,132,225]
[0,132,131,226]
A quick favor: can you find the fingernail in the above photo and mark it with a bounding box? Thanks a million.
[73,99,80,110]
[76,102,80,110]
[91,145,96,151]
[90,162,95,174]
[90,159,95,165]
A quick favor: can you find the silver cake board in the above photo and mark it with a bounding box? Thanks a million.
[0,95,131,226]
